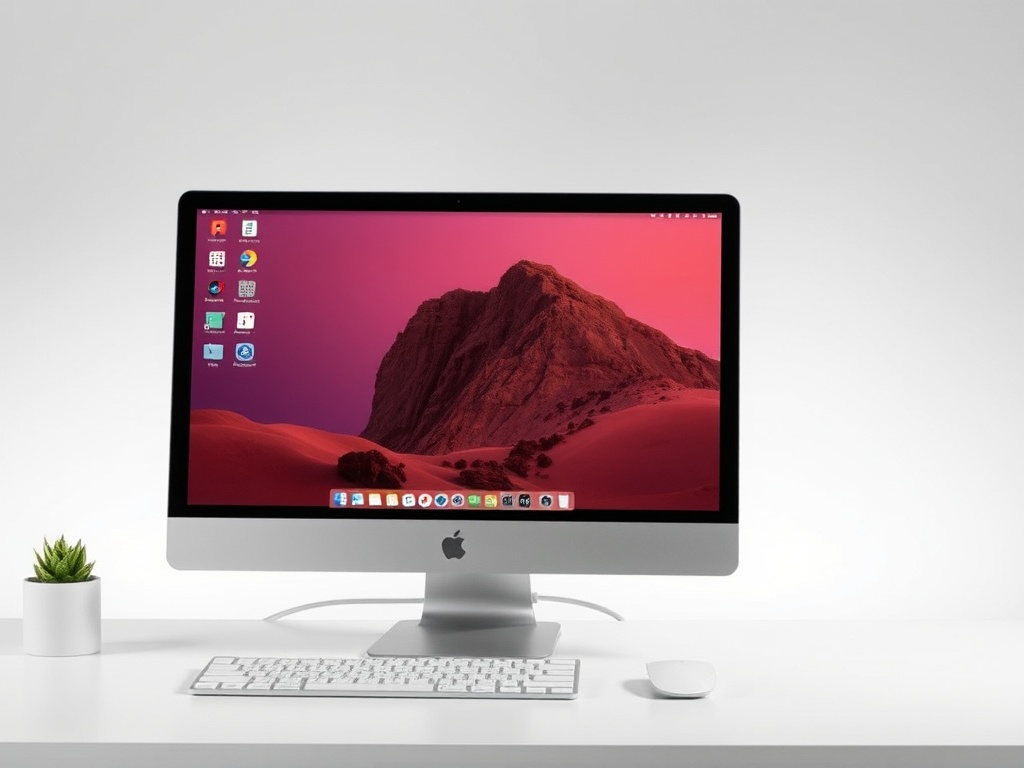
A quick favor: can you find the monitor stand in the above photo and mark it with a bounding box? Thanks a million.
[366,573,560,658]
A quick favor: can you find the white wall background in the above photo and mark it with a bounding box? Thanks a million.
[1,0,1021,623]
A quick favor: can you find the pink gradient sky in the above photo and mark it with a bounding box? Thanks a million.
[191,210,721,434]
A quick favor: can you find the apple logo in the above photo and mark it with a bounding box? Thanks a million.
[441,530,466,560]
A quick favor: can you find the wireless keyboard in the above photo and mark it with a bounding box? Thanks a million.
[189,655,580,699]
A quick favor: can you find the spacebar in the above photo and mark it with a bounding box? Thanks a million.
[303,682,438,692]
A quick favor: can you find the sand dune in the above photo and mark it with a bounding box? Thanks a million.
[189,410,481,505]
[189,410,382,505]
[189,392,719,511]
[537,390,719,509]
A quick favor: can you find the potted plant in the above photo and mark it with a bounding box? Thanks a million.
[23,536,101,656]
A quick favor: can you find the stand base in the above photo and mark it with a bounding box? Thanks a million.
[367,619,561,658]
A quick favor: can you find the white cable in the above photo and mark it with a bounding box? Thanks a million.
[534,594,625,622]
[264,594,624,622]
[263,598,424,622]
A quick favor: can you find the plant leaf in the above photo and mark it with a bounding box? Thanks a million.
[68,544,85,575]
[70,561,95,581]
[34,534,95,582]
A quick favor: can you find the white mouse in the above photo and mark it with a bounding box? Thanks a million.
[646,660,716,698]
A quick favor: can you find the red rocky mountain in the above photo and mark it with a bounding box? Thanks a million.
[361,260,719,454]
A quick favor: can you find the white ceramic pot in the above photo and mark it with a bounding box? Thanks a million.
[23,577,101,656]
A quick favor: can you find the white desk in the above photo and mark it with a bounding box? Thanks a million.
[1,619,1022,767]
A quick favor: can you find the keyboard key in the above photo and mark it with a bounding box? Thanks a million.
[198,675,250,683]
[305,682,437,693]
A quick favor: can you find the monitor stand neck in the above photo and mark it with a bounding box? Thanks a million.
[366,573,561,658]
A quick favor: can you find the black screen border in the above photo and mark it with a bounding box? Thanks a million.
[169,191,739,524]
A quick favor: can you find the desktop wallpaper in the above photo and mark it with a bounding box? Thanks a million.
[188,210,722,510]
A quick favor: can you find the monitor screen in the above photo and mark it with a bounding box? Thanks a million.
[177,199,731,520]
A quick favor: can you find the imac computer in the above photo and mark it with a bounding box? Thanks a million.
[167,192,739,657]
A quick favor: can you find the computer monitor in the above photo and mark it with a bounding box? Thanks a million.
[168,192,739,657]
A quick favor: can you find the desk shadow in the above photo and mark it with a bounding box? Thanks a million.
[623,678,660,699]
[262,621,385,651]
[101,639,204,655]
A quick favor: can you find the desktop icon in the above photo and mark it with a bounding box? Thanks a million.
[451,494,465,507]
[238,280,256,298]
[540,494,553,508]
[368,493,382,506]
[332,491,347,507]
[239,249,258,268]
[418,493,433,507]
[467,494,482,508]
[434,493,449,507]
[351,492,364,505]
[208,250,226,268]
[501,494,514,507]
[208,280,225,296]
[518,494,531,508]
[402,493,416,507]
[484,494,498,508]
[386,493,399,507]
[210,219,227,237]
[204,311,225,330]
[235,343,255,362]
[558,494,570,509]
[236,312,255,330]
[202,343,223,360]
[441,530,466,560]
[241,219,258,238]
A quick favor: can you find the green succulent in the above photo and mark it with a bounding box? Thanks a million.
[33,536,95,583]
